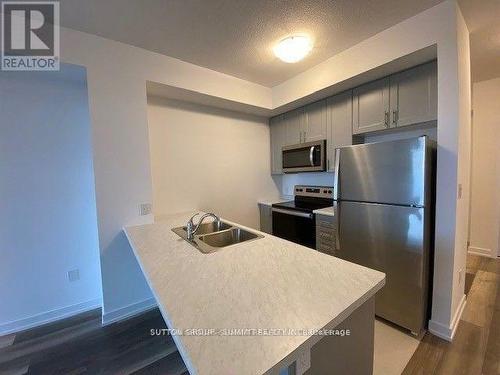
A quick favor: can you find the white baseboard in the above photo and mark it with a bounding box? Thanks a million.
[0,298,101,336]
[428,294,466,342]
[468,246,493,257]
[102,297,157,326]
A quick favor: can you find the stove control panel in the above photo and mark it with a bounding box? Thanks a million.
[294,185,333,198]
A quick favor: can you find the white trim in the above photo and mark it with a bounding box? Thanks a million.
[0,298,101,335]
[468,246,493,257]
[102,297,157,326]
[428,294,466,341]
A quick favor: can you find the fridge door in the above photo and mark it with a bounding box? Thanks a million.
[336,201,430,333]
[336,136,428,206]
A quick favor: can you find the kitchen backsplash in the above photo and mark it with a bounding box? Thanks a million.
[273,172,335,197]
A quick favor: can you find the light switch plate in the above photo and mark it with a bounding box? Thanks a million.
[140,203,152,216]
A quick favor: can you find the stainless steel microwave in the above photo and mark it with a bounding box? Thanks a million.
[282,140,326,173]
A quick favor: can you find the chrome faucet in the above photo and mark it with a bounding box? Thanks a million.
[186,212,220,240]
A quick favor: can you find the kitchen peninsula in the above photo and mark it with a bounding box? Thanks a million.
[124,212,385,374]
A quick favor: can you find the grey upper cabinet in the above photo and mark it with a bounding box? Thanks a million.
[270,115,286,174]
[389,61,437,128]
[284,108,305,145]
[352,77,390,135]
[327,91,353,171]
[270,61,437,175]
[304,99,328,142]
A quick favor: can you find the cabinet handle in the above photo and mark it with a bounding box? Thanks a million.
[384,111,389,127]
[392,110,398,125]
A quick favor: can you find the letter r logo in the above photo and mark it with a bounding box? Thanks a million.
[2,2,56,56]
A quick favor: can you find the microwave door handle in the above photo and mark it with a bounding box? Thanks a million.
[309,146,315,167]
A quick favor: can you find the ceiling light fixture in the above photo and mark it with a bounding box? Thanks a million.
[273,35,312,63]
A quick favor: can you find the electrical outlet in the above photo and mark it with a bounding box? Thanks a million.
[140,203,152,216]
[68,269,80,282]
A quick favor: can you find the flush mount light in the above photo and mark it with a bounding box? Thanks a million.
[273,35,312,63]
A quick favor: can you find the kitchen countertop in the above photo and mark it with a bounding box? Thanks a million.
[124,211,385,375]
[313,206,335,217]
[257,197,292,206]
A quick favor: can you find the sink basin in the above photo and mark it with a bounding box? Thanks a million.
[172,219,263,254]
[198,227,260,248]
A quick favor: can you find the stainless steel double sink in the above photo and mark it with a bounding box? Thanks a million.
[172,220,264,254]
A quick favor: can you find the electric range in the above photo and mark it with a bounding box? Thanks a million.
[272,185,333,249]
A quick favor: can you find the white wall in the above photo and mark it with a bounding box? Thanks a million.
[449,3,472,331]
[147,97,281,229]
[469,78,500,257]
[0,66,102,334]
[52,24,274,322]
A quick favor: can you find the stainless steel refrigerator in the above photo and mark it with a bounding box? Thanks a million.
[333,136,435,334]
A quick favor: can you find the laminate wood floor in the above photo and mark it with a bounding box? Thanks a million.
[403,254,500,375]
[0,308,188,375]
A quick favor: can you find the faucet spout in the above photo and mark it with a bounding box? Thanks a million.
[186,213,220,240]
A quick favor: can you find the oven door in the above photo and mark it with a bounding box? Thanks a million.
[272,208,315,249]
[282,140,326,173]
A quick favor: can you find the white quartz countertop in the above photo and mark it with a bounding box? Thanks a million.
[124,211,385,375]
[313,206,335,217]
[257,197,292,206]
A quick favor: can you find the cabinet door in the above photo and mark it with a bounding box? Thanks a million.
[259,204,273,234]
[327,91,353,171]
[390,61,437,128]
[270,115,286,174]
[352,77,390,134]
[285,108,305,145]
[304,99,327,142]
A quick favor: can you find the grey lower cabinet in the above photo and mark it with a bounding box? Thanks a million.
[270,115,286,174]
[352,77,391,135]
[353,61,437,135]
[389,61,437,128]
[327,91,353,171]
[315,213,335,256]
[258,203,272,234]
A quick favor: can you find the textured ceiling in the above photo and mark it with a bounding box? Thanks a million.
[59,0,445,87]
[458,0,500,82]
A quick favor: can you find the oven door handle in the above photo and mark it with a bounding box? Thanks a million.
[309,146,315,167]
[272,208,313,219]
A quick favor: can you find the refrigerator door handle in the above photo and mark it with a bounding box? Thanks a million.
[334,201,340,252]
[333,148,340,200]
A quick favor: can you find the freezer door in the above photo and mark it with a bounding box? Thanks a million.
[336,201,430,333]
[337,136,428,206]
